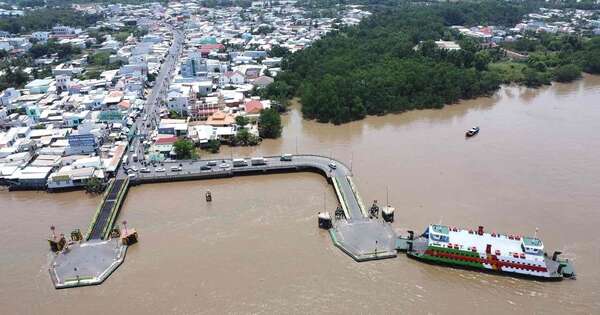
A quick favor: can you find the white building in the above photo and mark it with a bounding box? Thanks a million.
[32,31,50,42]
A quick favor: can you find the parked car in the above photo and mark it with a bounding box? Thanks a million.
[155,167,166,172]
[201,165,211,170]
[281,154,293,161]
[171,166,182,172]
[219,163,230,169]
[208,160,217,166]
[140,168,151,173]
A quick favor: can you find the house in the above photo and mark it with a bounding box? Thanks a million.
[6,166,53,189]
[197,81,213,96]
[158,119,188,136]
[0,40,12,51]
[152,135,178,154]
[220,70,245,85]
[25,79,53,94]
[55,75,71,91]
[32,31,50,42]
[188,124,216,145]
[206,111,235,127]
[244,99,263,115]
[252,76,274,89]
[66,133,97,155]
[167,90,188,114]
[52,63,83,76]
[52,25,76,35]
[47,165,104,190]
[0,88,21,109]
[435,40,461,51]
[104,91,124,107]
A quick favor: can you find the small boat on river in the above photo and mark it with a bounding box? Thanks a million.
[466,126,480,137]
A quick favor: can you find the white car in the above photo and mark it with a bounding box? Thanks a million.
[219,163,230,169]
[328,162,337,169]
[140,168,151,173]
[131,166,139,172]
[128,173,137,178]
[155,167,166,172]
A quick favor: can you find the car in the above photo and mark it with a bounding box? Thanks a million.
[328,162,337,169]
[171,166,182,172]
[140,168,151,173]
[219,163,230,169]
[281,154,293,161]
[128,173,137,178]
[155,167,166,172]
[131,166,139,172]
[207,160,217,166]
[201,165,211,170]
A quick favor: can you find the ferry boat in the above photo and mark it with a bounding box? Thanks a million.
[400,224,576,280]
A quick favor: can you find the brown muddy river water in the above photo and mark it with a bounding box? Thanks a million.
[2,76,600,314]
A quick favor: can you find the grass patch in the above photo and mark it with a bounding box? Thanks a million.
[489,61,526,83]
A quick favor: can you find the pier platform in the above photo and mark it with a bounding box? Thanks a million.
[329,219,397,261]
[49,154,399,289]
[49,239,127,289]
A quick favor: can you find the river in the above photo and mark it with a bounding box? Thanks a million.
[2,75,600,314]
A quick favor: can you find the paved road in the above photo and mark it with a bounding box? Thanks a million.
[88,178,127,240]
[133,155,367,220]
[89,25,185,239]
[119,24,184,178]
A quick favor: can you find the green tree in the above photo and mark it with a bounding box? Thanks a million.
[473,50,491,71]
[553,64,581,83]
[173,139,196,159]
[168,110,182,119]
[258,108,282,138]
[233,128,260,146]
[206,139,221,153]
[235,115,249,128]
[85,176,105,194]
[521,67,549,88]
[89,52,110,66]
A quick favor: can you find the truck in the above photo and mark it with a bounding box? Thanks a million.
[132,154,138,162]
[251,157,266,166]
[233,158,248,167]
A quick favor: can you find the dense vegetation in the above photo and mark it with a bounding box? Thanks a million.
[266,3,520,124]
[0,8,101,34]
[498,34,600,87]
[258,108,283,138]
[29,40,81,60]
[264,1,600,124]
[173,139,197,159]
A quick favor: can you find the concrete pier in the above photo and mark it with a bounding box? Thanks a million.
[50,154,398,288]
[49,239,127,289]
